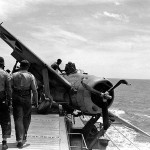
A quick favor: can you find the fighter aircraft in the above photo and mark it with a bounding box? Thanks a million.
[0,23,149,149]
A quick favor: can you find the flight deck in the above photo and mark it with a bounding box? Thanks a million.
[0,113,69,150]
[0,109,146,150]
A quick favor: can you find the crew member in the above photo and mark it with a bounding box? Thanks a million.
[65,61,77,75]
[51,59,64,73]
[11,60,38,148]
[0,57,12,150]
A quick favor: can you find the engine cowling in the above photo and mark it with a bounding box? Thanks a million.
[69,74,114,115]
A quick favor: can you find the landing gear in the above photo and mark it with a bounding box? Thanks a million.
[81,114,109,149]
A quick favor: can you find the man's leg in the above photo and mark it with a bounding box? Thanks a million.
[23,101,32,142]
[1,109,11,150]
[13,104,24,142]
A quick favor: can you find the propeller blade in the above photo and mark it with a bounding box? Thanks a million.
[81,79,112,100]
[102,101,110,130]
[81,79,102,96]
[108,79,131,93]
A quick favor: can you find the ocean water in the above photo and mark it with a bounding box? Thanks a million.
[107,78,150,149]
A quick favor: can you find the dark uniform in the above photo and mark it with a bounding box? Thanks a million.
[0,57,12,150]
[65,62,77,75]
[11,60,38,148]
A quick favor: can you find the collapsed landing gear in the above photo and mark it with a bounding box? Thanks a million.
[82,114,100,141]
[67,113,114,150]
[82,114,110,149]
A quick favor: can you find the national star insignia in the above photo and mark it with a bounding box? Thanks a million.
[1,33,22,52]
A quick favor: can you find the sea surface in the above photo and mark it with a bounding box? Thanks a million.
[106,78,150,150]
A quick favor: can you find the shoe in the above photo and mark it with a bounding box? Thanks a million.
[17,142,23,148]
[2,141,8,150]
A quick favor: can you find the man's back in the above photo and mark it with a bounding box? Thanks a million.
[0,68,11,95]
[12,70,34,90]
[51,62,58,71]
[51,59,63,73]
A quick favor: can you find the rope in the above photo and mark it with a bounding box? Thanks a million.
[111,124,141,150]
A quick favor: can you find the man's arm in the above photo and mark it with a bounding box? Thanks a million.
[32,90,38,107]
[30,75,38,107]
[5,74,12,106]
[58,66,63,73]
[12,60,19,73]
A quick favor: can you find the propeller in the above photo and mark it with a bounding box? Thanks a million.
[81,79,131,131]
[81,79,112,99]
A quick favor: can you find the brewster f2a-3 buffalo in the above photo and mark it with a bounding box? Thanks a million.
[0,24,150,150]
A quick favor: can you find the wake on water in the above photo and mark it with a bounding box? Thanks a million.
[105,78,150,149]
[81,108,150,150]
[107,108,150,150]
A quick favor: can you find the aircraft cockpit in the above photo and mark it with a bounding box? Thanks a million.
[62,61,88,76]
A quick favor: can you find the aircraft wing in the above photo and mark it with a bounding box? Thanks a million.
[109,111,150,138]
[0,24,71,89]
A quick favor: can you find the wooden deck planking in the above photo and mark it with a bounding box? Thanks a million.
[59,117,70,150]
[0,114,69,150]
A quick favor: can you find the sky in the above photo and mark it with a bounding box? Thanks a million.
[0,0,150,79]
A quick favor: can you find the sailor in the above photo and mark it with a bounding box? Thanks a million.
[65,61,77,75]
[51,59,64,73]
[11,60,38,148]
[0,57,12,150]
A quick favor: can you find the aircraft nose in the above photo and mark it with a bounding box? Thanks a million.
[91,80,114,108]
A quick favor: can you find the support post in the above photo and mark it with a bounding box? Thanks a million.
[42,68,53,101]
